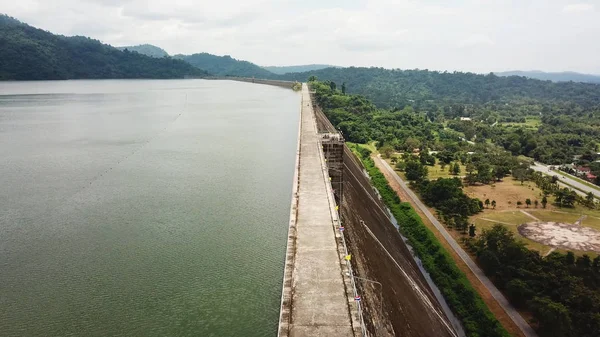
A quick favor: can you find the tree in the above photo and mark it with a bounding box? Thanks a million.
[491,200,496,209]
[329,81,337,91]
[405,161,428,182]
[469,224,476,237]
[505,279,532,308]
[485,198,490,208]
[525,198,531,208]
[517,201,522,207]
[534,199,539,208]
[452,162,461,175]
[466,161,475,175]
[528,297,572,337]
[555,188,576,208]
[341,82,346,95]
[476,163,493,184]
[586,192,595,207]
[513,168,528,185]
[308,75,318,82]
[541,196,548,208]
[379,145,394,158]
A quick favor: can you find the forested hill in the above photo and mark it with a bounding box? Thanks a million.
[116,44,169,58]
[174,53,276,79]
[0,15,207,80]
[495,70,600,84]
[279,67,600,108]
[263,64,335,74]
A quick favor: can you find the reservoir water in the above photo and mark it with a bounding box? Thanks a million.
[0,80,300,336]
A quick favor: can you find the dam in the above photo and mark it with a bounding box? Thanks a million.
[278,83,458,337]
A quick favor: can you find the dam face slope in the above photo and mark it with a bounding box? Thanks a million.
[278,84,356,337]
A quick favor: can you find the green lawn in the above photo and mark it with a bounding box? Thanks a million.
[428,163,466,179]
[500,117,541,129]
[477,210,533,225]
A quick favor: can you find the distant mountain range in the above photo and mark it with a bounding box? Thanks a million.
[263,64,336,74]
[494,70,600,84]
[0,15,206,80]
[116,44,169,58]
[4,13,600,89]
[173,53,276,79]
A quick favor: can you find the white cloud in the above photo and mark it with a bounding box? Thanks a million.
[563,3,594,12]
[459,34,495,47]
[1,0,600,73]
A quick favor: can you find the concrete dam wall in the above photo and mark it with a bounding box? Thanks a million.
[313,101,458,337]
[235,78,458,336]
[211,77,297,89]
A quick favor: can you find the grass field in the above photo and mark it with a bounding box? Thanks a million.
[500,117,541,129]
[468,178,600,255]
[464,177,545,211]
[427,162,466,179]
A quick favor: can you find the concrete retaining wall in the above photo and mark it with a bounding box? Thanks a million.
[209,77,297,89]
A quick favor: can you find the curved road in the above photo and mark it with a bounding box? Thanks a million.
[375,155,538,337]
[530,162,599,200]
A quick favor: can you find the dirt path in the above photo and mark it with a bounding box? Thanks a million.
[520,210,540,221]
[373,155,537,337]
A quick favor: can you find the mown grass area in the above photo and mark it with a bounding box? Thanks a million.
[500,117,541,129]
[350,144,510,337]
[427,162,466,180]
[477,210,532,225]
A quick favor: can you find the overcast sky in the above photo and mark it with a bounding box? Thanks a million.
[2,0,600,73]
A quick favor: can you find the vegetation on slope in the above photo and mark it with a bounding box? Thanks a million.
[495,70,600,84]
[116,44,169,58]
[0,15,207,80]
[283,67,600,108]
[174,53,276,79]
[351,145,509,337]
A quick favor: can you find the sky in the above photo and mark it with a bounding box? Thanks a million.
[2,0,600,74]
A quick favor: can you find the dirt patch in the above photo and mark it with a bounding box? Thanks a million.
[518,222,600,253]
[464,178,545,211]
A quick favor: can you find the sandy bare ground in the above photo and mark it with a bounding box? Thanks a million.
[519,222,600,253]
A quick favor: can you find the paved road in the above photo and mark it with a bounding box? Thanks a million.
[530,162,600,199]
[375,156,538,337]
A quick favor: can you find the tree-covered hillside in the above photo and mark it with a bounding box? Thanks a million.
[280,67,600,108]
[116,44,169,58]
[174,53,276,79]
[495,70,600,84]
[263,64,335,74]
[0,15,207,80]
